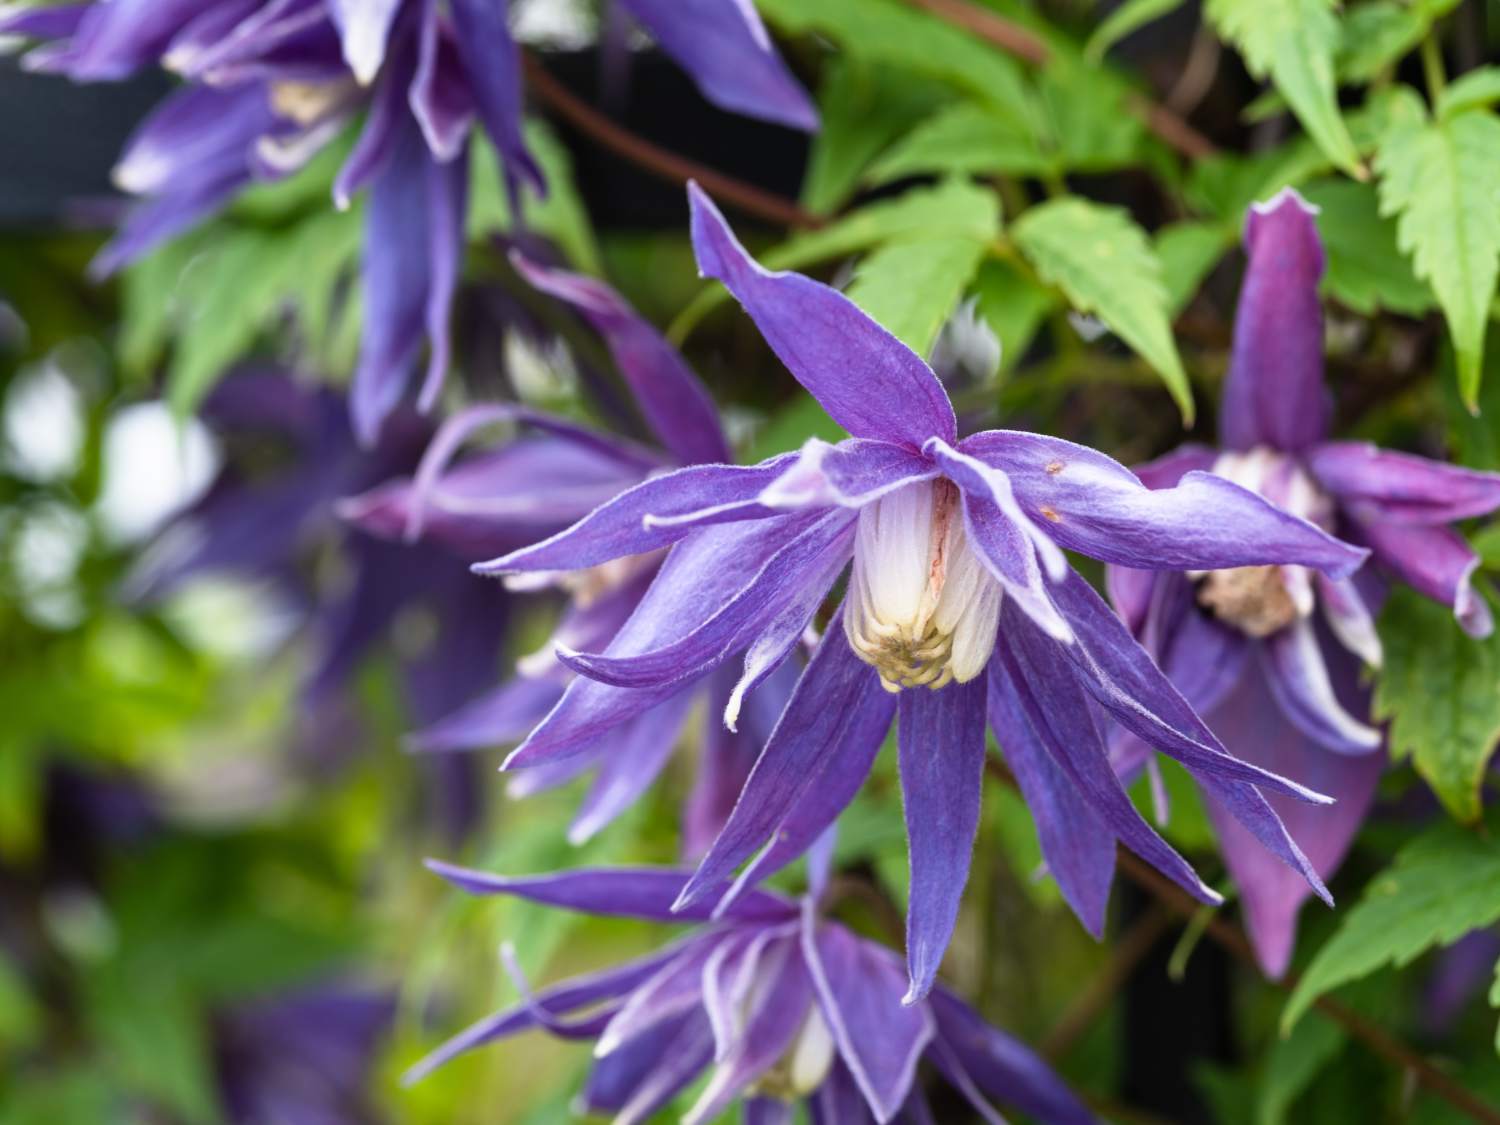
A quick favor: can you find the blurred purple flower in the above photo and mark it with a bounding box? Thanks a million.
[341,254,791,853]
[1106,188,1500,977]
[405,859,1096,1125]
[471,183,1371,1002]
[0,0,816,444]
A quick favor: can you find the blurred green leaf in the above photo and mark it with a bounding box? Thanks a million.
[970,258,1058,371]
[1154,219,1232,315]
[846,236,991,356]
[1439,66,1500,121]
[1086,0,1187,61]
[1256,1015,1345,1125]
[1206,0,1365,178]
[1374,587,1500,823]
[867,103,1049,185]
[1300,178,1432,316]
[1376,100,1500,408]
[1283,809,1500,1033]
[1335,1,1428,84]
[1012,196,1193,422]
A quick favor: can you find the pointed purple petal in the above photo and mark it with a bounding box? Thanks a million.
[802,906,935,1122]
[328,0,403,83]
[1220,188,1330,453]
[411,6,475,158]
[0,4,88,39]
[1261,619,1382,752]
[898,678,988,1003]
[595,935,723,1057]
[612,1010,717,1125]
[1316,572,1383,667]
[958,430,1367,577]
[689,183,956,450]
[424,861,796,923]
[1352,517,1493,637]
[617,0,817,130]
[410,674,565,752]
[988,664,1116,937]
[677,623,888,913]
[512,253,731,465]
[757,438,939,511]
[1308,442,1500,524]
[450,0,544,199]
[417,143,468,410]
[473,457,796,576]
[568,692,697,844]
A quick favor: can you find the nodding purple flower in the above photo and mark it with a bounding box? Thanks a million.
[341,253,789,851]
[471,182,1371,1002]
[1,0,816,444]
[405,860,1098,1125]
[1107,188,1500,978]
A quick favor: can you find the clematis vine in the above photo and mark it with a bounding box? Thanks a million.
[405,855,1098,1124]
[1106,188,1500,977]
[472,182,1373,1002]
[341,252,793,853]
[0,0,816,443]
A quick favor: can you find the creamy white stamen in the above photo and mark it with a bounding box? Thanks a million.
[844,479,1003,692]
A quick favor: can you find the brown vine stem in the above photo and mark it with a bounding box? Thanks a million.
[520,52,822,230]
[984,758,1500,1124]
[901,0,1221,160]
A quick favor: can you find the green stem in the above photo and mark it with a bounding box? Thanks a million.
[1421,34,1448,107]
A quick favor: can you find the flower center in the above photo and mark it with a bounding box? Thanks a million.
[1194,448,1328,637]
[844,479,1002,692]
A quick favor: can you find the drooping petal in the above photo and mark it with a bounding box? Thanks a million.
[611,1010,718,1125]
[511,253,731,465]
[334,25,418,206]
[898,678,989,1003]
[688,183,956,451]
[410,3,475,158]
[567,691,697,844]
[802,906,935,1122]
[328,0,403,83]
[677,623,888,913]
[1350,517,1494,637]
[473,456,796,576]
[1199,657,1384,978]
[758,438,940,512]
[424,861,796,924]
[1307,442,1500,524]
[577,1011,702,1116]
[988,666,1117,938]
[1261,619,1383,753]
[808,1062,882,1125]
[616,0,817,131]
[958,430,1367,577]
[594,933,724,1058]
[1316,572,1383,668]
[702,927,789,1060]
[927,988,1098,1125]
[558,510,854,691]
[0,3,88,40]
[1220,187,1331,453]
[409,673,565,752]
[417,141,468,410]
[991,621,1222,909]
[26,0,203,79]
[450,0,544,202]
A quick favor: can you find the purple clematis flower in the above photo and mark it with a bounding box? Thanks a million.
[405,857,1098,1124]
[1106,188,1500,977]
[1,0,816,444]
[470,183,1372,1002]
[341,252,796,851]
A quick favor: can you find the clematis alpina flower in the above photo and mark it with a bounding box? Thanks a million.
[0,0,816,444]
[1106,188,1500,977]
[405,859,1098,1124]
[342,253,794,851]
[473,183,1371,1001]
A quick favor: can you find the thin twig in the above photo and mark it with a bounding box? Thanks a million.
[983,758,1500,1124]
[1040,905,1173,1061]
[901,0,1221,160]
[520,52,822,230]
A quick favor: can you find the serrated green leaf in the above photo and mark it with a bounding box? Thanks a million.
[1336,1,1426,84]
[867,103,1049,185]
[1012,197,1193,421]
[757,0,1034,126]
[801,56,951,213]
[1155,220,1232,315]
[1038,56,1148,171]
[1300,178,1432,316]
[1282,810,1500,1032]
[1376,105,1500,407]
[1086,0,1187,61]
[1374,588,1500,823]
[971,258,1058,371]
[1439,66,1500,120]
[845,235,989,356]
[1206,0,1365,178]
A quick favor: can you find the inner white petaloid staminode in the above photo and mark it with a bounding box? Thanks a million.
[1193,448,1329,637]
[844,479,1002,693]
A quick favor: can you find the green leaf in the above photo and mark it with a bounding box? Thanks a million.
[1206,0,1365,178]
[866,103,1049,185]
[1256,1015,1346,1125]
[469,121,602,274]
[757,0,1034,125]
[1012,196,1193,422]
[1037,56,1149,172]
[1086,0,1187,61]
[801,56,951,213]
[1154,220,1233,315]
[745,395,849,462]
[1373,587,1500,823]
[1282,810,1500,1032]
[1439,66,1500,120]
[970,258,1058,371]
[1299,178,1432,316]
[845,235,990,356]
[1376,104,1500,408]
[1335,1,1427,84]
